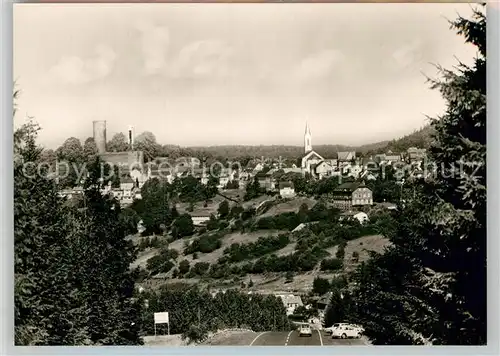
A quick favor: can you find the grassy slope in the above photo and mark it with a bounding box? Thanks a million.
[132,193,390,293]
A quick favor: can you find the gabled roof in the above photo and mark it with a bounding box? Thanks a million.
[255,171,272,179]
[333,181,367,193]
[341,210,367,217]
[316,160,332,168]
[121,177,135,184]
[279,181,294,189]
[280,295,303,306]
[302,150,324,161]
[337,151,356,161]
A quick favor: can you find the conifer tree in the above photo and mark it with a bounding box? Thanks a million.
[347,7,486,345]
[71,156,143,345]
[14,120,90,345]
[14,99,143,344]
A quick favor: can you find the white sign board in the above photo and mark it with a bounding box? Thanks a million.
[154,312,169,324]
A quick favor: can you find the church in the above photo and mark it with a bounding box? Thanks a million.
[300,123,338,178]
[301,123,324,172]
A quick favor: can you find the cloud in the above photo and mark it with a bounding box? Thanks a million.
[49,44,116,85]
[294,49,345,81]
[135,21,170,75]
[392,39,423,69]
[169,40,236,79]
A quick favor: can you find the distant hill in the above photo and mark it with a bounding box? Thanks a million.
[185,125,434,160]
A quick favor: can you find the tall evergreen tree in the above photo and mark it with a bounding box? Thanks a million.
[14,110,143,344]
[14,121,90,345]
[347,7,486,345]
[73,156,143,344]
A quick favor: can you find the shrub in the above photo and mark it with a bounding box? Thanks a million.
[335,241,347,260]
[230,205,244,219]
[182,324,209,344]
[146,255,174,275]
[320,258,343,271]
[312,277,330,295]
[179,259,191,275]
[217,200,230,218]
[184,233,223,255]
[241,208,256,221]
[218,220,229,230]
[192,262,210,276]
[172,214,195,239]
[222,234,290,263]
[206,214,219,231]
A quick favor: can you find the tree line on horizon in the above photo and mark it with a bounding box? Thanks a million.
[34,123,433,165]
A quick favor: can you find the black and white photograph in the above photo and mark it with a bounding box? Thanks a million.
[12,2,486,347]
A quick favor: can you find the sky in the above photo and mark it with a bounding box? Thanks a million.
[13,3,478,149]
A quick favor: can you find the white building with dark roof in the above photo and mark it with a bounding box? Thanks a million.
[276,294,304,315]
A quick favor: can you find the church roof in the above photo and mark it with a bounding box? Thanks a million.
[302,150,324,161]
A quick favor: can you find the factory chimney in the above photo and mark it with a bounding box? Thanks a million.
[128,125,135,150]
[93,120,107,154]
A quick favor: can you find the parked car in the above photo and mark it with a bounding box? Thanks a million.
[299,324,313,337]
[331,325,361,339]
[351,324,365,335]
[324,323,351,335]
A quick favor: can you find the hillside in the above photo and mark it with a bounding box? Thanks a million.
[131,194,392,294]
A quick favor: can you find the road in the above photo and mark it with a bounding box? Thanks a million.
[249,329,368,346]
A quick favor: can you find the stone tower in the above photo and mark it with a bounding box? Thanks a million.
[93,120,107,154]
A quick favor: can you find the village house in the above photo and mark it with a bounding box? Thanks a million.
[329,181,373,211]
[279,181,296,199]
[129,167,146,188]
[58,186,84,200]
[277,294,304,316]
[373,151,402,165]
[283,167,304,174]
[340,211,369,224]
[407,147,427,162]
[377,202,398,211]
[238,179,247,189]
[345,163,363,179]
[191,214,211,227]
[385,150,402,164]
[337,151,356,163]
[314,160,339,179]
[256,172,276,191]
[253,162,264,172]
[361,172,378,181]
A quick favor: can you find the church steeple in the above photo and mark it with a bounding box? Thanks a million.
[304,121,312,153]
